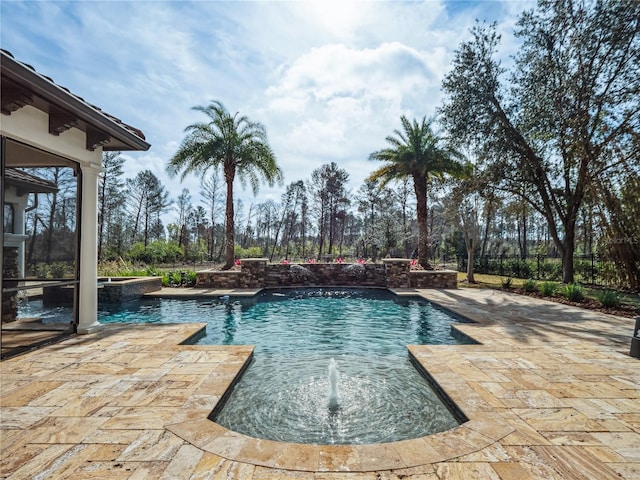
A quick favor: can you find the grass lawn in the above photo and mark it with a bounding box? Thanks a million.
[456,272,640,312]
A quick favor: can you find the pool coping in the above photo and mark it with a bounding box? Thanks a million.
[165,352,514,473]
[160,286,515,472]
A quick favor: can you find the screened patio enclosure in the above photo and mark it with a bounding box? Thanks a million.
[1,50,149,342]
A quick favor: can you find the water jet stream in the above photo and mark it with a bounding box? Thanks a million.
[328,357,340,412]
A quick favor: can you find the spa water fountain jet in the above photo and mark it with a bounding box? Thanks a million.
[327,358,340,412]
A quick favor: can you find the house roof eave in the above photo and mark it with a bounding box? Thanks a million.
[1,50,150,152]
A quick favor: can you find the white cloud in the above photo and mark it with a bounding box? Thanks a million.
[0,0,529,225]
[260,40,448,188]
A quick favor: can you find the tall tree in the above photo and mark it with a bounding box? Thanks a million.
[369,116,466,269]
[255,200,279,258]
[126,170,170,246]
[356,179,385,258]
[175,188,193,251]
[441,1,640,283]
[167,100,282,269]
[278,181,307,260]
[595,166,640,290]
[23,167,76,272]
[396,178,415,258]
[191,205,208,252]
[200,172,223,261]
[450,183,480,283]
[98,152,126,260]
[309,163,350,258]
[447,160,489,283]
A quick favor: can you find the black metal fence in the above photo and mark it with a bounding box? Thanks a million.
[456,254,631,290]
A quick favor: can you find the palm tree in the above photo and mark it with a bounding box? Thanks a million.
[369,116,466,269]
[168,100,282,269]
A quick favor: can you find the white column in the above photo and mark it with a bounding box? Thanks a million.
[77,163,102,334]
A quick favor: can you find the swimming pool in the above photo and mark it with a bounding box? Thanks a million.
[98,288,475,444]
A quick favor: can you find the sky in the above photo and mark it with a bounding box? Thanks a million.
[1,0,533,225]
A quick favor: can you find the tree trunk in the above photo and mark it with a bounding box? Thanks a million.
[301,209,307,258]
[467,248,476,283]
[223,166,235,270]
[561,236,575,284]
[270,217,282,261]
[328,202,335,255]
[413,174,430,269]
[143,206,150,247]
[522,206,527,260]
[318,204,325,257]
[462,207,478,283]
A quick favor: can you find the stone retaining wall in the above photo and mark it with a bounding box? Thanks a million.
[262,263,386,287]
[195,271,247,289]
[196,258,458,290]
[410,270,458,289]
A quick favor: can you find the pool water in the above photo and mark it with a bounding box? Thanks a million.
[97,288,474,445]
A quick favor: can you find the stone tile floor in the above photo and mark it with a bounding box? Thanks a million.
[1,288,638,479]
[1,319,72,360]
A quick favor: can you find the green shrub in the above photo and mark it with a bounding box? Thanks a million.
[98,260,162,278]
[163,270,196,287]
[185,271,197,285]
[523,278,538,292]
[37,263,49,278]
[539,260,563,281]
[234,245,264,259]
[501,277,513,289]
[127,243,147,263]
[574,259,597,283]
[565,283,585,302]
[145,266,162,277]
[98,259,133,277]
[126,269,149,276]
[50,262,67,278]
[127,240,183,264]
[598,290,620,308]
[171,271,183,285]
[505,259,533,279]
[540,281,558,296]
[520,260,534,279]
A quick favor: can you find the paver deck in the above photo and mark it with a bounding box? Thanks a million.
[1,318,72,360]
[1,288,638,479]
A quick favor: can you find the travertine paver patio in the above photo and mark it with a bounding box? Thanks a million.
[1,288,638,479]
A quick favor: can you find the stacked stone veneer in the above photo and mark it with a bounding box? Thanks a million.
[43,276,162,306]
[263,262,386,287]
[385,259,411,288]
[410,270,458,289]
[2,247,19,323]
[97,277,162,303]
[195,258,458,289]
